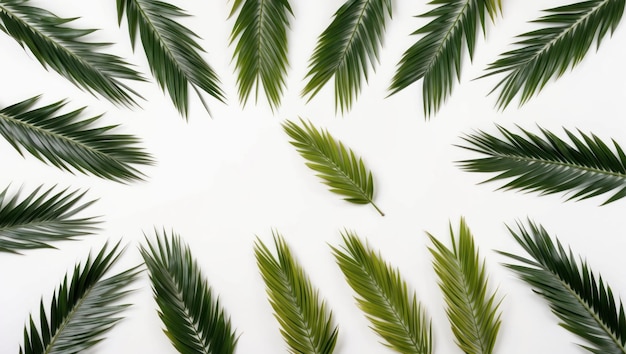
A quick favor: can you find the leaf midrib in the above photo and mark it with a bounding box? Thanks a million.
[303,137,373,204]
[510,0,608,69]
[355,259,423,353]
[0,111,117,167]
[456,256,488,354]
[0,4,119,89]
[483,150,626,179]
[550,269,626,353]
[331,0,371,73]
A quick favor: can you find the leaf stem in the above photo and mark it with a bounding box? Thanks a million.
[370,201,384,216]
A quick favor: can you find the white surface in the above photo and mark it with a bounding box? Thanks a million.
[2,0,626,353]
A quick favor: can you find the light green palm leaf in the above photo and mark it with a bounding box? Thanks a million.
[427,218,502,354]
[255,232,338,354]
[458,124,626,204]
[332,231,432,354]
[117,0,225,118]
[482,0,625,109]
[140,229,237,354]
[282,118,383,215]
[0,185,98,254]
[0,0,143,107]
[0,95,153,182]
[302,0,392,113]
[500,220,626,354]
[389,0,500,116]
[230,0,293,110]
[20,242,140,354]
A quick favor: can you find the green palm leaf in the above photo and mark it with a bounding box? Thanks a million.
[0,185,98,254]
[20,241,140,354]
[282,118,383,216]
[332,231,432,354]
[427,218,502,354]
[482,0,626,109]
[0,95,153,182]
[0,0,143,107]
[302,0,392,113]
[140,229,237,354]
[230,0,293,110]
[388,0,500,116]
[458,124,626,204]
[255,232,338,354]
[117,0,225,118]
[500,220,626,354]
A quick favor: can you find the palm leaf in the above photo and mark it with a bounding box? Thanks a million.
[0,95,153,182]
[282,118,383,215]
[117,0,225,118]
[427,218,502,354]
[458,124,626,204]
[230,0,293,110]
[332,231,432,354]
[140,229,237,354]
[499,220,626,354]
[302,0,392,113]
[0,185,98,254]
[388,0,501,116]
[0,0,143,107]
[482,0,626,109]
[255,232,338,354]
[20,241,140,354]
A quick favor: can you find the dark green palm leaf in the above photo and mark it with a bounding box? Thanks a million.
[117,0,225,118]
[0,185,98,254]
[482,0,625,109]
[0,95,153,182]
[230,0,293,110]
[500,220,626,354]
[20,241,140,354]
[458,124,626,204]
[332,231,432,354]
[427,218,502,354]
[255,232,338,354]
[0,0,143,107]
[282,118,383,215]
[302,0,392,113]
[388,0,500,116]
[140,229,237,354]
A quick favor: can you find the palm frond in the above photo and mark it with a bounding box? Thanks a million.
[282,118,383,216]
[388,0,501,116]
[0,185,98,254]
[301,0,392,113]
[332,231,432,354]
[0,0,143,107]
[20,241,140,354]
[117,0,225,118]
[427,218,502,354]
[500,220,626,354]
[458,124,626,204]
[482,0,626,109]
[255,232,338,354]
[140,229,237,354]
[0,95,153,182]
[230,0,293,110]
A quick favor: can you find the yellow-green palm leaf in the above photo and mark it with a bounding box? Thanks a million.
[302,0,392,113]
[255,232,338,354]
[230,0,293,110]
[332,231,432,354]
[427,218,502,354]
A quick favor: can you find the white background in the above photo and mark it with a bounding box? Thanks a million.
[2,0,626,353]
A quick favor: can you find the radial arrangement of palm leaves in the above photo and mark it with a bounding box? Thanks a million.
[1,0,626,353]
